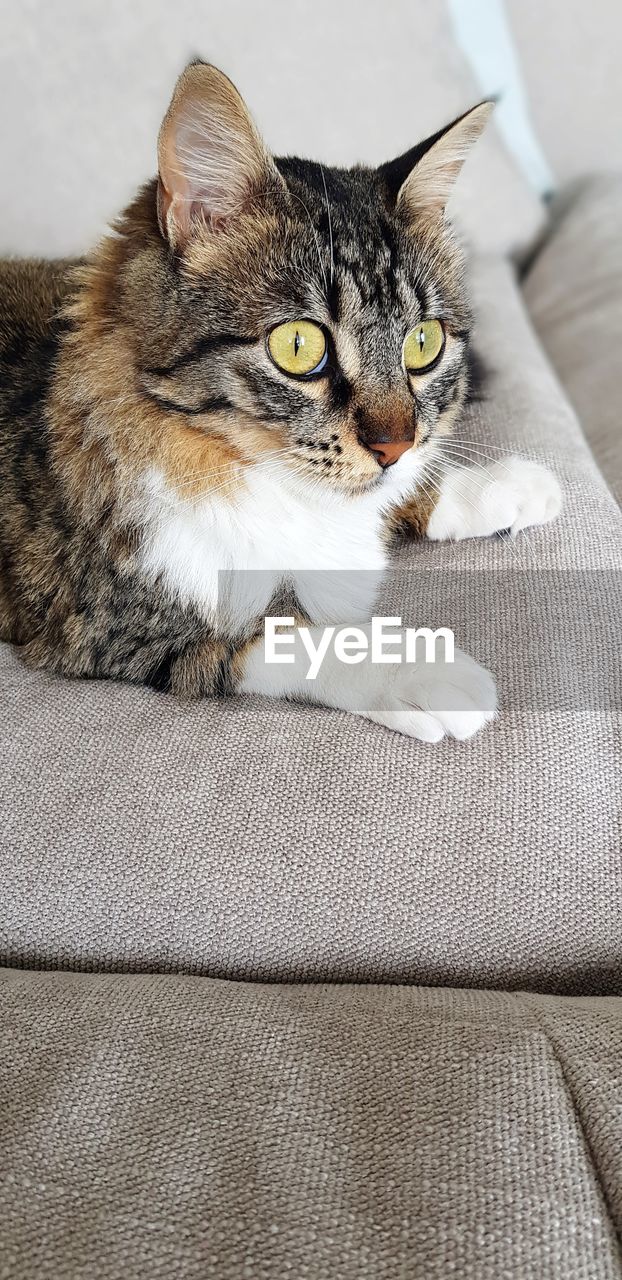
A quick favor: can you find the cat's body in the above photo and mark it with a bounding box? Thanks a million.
[0,254,217,692]
[0,243,428,695]
[0,63,561,740]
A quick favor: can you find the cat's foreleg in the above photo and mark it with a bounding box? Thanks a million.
[240,622,496,743]
[392,457,562,542]
[425,457,562,542]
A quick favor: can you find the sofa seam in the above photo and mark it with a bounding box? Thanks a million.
[519,995,622,1267]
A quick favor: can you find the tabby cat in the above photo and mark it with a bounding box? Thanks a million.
[0,61,561,742]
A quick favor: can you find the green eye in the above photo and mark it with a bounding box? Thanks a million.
[267,320,328,377]
[403,320,445,373]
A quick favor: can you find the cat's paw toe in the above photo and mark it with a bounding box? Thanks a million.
[372,649,497,742]
[499,458,563,535]
[427,457,562,541]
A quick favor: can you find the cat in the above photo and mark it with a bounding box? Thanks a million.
[0,60,561,743]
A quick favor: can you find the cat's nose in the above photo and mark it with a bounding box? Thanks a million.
[368,440,413,468]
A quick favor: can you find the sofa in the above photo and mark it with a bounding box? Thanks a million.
[1,3,621,1276]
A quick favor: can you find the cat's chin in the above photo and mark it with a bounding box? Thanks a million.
[330,472,384,498]
[289,461,383,497]
[283,445,428,502]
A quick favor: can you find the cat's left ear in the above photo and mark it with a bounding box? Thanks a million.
[379,101,494,224]
[157,60,283,247]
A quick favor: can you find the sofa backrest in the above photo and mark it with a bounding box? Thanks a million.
[506,0,622,184]
[0,0,543,257]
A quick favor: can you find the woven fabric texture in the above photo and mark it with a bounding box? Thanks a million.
[524,174,622,505]
[1,970,622,1280]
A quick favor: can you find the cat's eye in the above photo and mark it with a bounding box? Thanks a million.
[403,320,445,373]
[267,320,328,378]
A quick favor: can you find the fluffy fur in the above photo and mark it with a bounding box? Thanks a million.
[0,63,561,739]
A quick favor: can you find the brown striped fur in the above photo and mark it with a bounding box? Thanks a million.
[0,63,490,696]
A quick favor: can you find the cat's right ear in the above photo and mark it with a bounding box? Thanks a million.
[379,101,494,225]
[157,61,283,247]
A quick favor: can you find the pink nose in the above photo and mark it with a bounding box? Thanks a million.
[368,440,413,467]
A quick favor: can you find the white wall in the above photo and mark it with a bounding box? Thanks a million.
[0,0,541,257]
[505,0,622,184]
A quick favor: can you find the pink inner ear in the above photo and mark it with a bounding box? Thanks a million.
[170,112,257,227]
[157,62,280,244]
[157,63,282,245]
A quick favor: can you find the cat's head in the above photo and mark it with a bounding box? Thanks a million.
[124,62,492,497]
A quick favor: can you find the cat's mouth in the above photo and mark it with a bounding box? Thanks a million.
[272,431,423,497]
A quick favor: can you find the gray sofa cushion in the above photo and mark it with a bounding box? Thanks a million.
[2,256,621,992]
[2,969,622,1279]
[524,175,622,505]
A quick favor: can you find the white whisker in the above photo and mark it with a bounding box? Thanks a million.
[319,164,334,290]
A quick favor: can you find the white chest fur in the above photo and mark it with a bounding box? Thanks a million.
[136,453,425,632]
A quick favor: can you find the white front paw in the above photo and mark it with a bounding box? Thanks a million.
[427,457,562,541]
[368,648,497,743]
